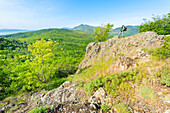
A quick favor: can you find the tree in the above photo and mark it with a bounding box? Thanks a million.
[10,39,57,91]
[28,39,57,83]
[139,13,170,35]
[94,23,113,42]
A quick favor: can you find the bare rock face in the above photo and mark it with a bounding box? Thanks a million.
[115,56,135,72]
[76,32,165,73]
[19,81,78,112]
[89,87,107,104]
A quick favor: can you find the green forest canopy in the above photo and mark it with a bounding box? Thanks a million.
[0,29,95,100]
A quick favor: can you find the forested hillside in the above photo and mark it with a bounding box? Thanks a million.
[72,24,95,33]
[0,29,95,100]
[72,24,139,36]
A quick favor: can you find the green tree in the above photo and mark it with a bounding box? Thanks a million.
[139,13,170,35]
[10,39,57,91]
[28,39,57,83]
[94,23,113,42]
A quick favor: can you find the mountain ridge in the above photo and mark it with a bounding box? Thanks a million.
[0,24,139,36]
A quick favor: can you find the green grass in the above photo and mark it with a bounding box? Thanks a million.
[139,85,157,102]
[114,103,130,113]
[69,57,118,81]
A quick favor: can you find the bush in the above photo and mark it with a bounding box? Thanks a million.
[157,65,170,87]
[84,77,104,96]
[84,70,138,97]
[94,23,113,42]
[139,13,170,35]
[148,36,170,60]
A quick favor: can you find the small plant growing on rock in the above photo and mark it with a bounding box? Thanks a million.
[94,23,113,42]
[28,105,49,113]
[101,104,110,112]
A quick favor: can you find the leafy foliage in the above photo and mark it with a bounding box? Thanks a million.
[157,65,170,87]
[3,29,95,74]
[28,39,57,83]
[9,39,58,92]
[84,70,138,97]
[101,104,110,112]
[139,13,170,35]
[94,23,113,42]
[0,37,27,50]
[148,36,170,60]
[0,29,95,100]
[0,37,28,100]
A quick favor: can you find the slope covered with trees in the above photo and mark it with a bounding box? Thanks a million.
[0,29,95,100]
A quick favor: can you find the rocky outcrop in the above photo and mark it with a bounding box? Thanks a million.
[0,81,79,112]
[76,32,165,74]
[0,82,114,113]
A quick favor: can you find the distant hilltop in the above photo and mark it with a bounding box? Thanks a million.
[71,24,139,36]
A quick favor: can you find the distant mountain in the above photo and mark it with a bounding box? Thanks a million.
[61,27,72,30]
[72,24,95,33]
[0,29,27,32]
[0,29,29,35]
[71,24,139,36]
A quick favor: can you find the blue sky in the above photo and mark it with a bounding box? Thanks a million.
[0,0,170,30]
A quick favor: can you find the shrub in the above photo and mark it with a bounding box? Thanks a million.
[84,70,138,97]
[157,65,170,87]
[84,77,104,96]
[146,36,170,60]
[94,23,113,42]
[139,13,170,35]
